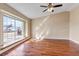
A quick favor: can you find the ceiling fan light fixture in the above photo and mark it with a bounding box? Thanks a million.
[40,3,63,12]
[47,7,53,12]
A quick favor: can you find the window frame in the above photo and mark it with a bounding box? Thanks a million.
[2,12,26,47]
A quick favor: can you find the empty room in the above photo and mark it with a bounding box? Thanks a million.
[0,3,79,56]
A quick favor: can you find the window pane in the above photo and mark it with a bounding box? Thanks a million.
[3,16,15,43]
[3,15,25,45]
[15,20,24,40]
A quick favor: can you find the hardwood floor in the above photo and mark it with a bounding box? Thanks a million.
[1,39,79,56]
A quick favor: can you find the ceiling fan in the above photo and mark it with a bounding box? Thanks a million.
[40,3,63,12]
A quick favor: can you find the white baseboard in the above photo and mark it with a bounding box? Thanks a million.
[32,37,69,40]
[71,40,79,44]
[44,38,69,40]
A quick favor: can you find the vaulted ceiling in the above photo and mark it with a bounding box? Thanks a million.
[7,3,79,19]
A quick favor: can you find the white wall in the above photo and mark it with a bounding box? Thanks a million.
[32,12,69,40]
[70,6,79,44]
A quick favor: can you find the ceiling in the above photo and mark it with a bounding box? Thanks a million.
[7,3,79,19]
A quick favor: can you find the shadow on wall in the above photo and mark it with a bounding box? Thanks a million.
[34,15,51,41]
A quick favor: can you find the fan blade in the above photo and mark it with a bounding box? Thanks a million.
[53,4,62,7]
[40,5,47,7]
[52,10,54,12]
[43,9,47,12]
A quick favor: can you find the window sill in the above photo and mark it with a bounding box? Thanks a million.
[3,38,24,48]
[0,37,30,55]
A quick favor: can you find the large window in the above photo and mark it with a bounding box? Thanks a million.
[3,15,25,44]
